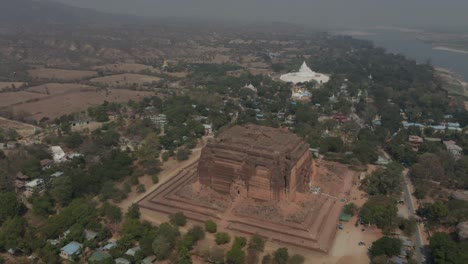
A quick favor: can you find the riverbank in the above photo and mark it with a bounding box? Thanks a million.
[433,46,468,54]
[436,67,468,98]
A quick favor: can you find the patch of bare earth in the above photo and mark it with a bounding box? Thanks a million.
[0,117,38,138]
[26,83,90,95]
[0,91,48,107]
[90,73,162,87]
[28,68,97,81]
[92,63,159,73]
[0,82,27,91]
[17,89,155,121]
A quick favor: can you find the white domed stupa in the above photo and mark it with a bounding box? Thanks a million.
[280,61,330,84]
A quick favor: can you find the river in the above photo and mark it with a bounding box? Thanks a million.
[348,29,468,81]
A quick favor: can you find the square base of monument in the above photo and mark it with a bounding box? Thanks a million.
[138,161,355,253]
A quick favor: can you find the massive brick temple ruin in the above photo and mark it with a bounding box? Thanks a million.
[197,125,312,201]
[139,124,356,253]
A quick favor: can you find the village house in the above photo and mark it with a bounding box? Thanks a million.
[203,124,213,136]
[443,140,463,159]
[60,241,82,260]
[15,172,30,193]
[40,159,53,170]
[50,146,66,163]
[408,135,424,151]
[150,114,167,128]
[115,257,131,264]
[25,179,44,195]
[124,246,141,257]
[84,229,97,241]
[141,255,156,264]
[50,171,64,178]
[88,250,111,263]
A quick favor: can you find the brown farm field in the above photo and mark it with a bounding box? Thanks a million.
[26,83,91,95]
[1,88,155,121]
[0,82,27,91]
[0,117,38,138]
[92,63,160,73]
[0,91,48,106]
[90,73,162,87]
[28,68,97,81]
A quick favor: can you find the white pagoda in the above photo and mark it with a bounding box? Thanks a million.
[280,61,330,84]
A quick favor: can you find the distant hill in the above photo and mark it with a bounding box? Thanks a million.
[0,0,137,25]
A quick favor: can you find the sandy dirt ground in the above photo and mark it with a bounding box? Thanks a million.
[28,68,97,81]
[92,63,159,73]
[2,89,155,121]
[90,73,162,87]
[0,91,48,107]
[0,117,39,138]
[0,82,26,91]
[26,83,91,95]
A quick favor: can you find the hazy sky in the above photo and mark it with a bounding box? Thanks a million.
[54,0,468,30]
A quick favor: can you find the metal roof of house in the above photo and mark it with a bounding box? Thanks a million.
[60,241,82,255]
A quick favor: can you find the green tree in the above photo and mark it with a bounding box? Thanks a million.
[369,236,402,257]
[233,236,247,249]
[50,176,73,205]
[360,195,398,230]
[248,234,265,252]
[364,162,403,196]
[169,212,187,227]
[273,247,289,264]
[187,225,205,242]
[319,137,344,153]
[205,220,217,233]
[429,232,468,264]
[226,246,246,264]
[100,202,122,224]
[0,192,26,224]
[215,232,231,245]
[65,132,83,149]
[152,236,172,260]
[176,148,190,161]
[126,204,140,219]
[0,217,28,251]
[417,202,448,225]
[287,254,305,264]
[262,254,272,264]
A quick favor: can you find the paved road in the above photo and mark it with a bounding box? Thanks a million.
[402,170,426,264]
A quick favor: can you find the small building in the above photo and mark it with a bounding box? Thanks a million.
[150,114,167,128]
[142,255,156,264]
[40,159,54,170]
[375,156,390,166]
[47,239,60,246]
[50,171,64,178]
[243,83,257,93]
[50,146,66,163]
[84,229,97,241]
[203,124,213,136]
[115,257,132,264]
[60,242,82,260]
[408,135,424,151]
[71,120,90,127]
[332,113,349,123]
[25,179,44,193]
[103,242,117,251]
[125,246,141,257]
[88,250,111,263]
[443,140,463,158]
[67,153,83,160]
